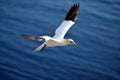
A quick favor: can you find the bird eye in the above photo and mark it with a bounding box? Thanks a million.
[70,41,73,43]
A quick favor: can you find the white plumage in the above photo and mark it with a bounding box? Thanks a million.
[53,21,74,40]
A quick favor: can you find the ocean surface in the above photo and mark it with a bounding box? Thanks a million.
[0,0,120,80]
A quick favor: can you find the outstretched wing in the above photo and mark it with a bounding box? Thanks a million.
[21,34,45,41]
[21,34,51,41]
[53,3,79,39]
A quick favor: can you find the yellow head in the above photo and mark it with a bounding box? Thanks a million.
[66,39,76,45]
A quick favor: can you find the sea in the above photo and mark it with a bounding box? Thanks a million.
[0,0,120,80]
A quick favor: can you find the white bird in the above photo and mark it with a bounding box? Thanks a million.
[21,3,79,52]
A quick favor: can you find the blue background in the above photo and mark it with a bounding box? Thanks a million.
[0,0,120,80]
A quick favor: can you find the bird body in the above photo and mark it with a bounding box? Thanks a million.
[32,38,72,52]
[21,3,79,52]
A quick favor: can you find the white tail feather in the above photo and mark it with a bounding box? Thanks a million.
[33,42,46,52]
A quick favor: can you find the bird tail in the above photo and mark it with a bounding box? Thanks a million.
[33,43,46,52]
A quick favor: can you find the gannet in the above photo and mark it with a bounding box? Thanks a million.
[21,3,79,52]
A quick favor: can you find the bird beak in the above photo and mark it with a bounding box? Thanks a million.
[73,42,77,45]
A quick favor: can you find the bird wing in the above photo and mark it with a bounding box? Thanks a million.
[53,3,79,39]
[21,34,51,41]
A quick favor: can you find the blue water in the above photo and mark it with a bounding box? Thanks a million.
[0,0,120,80]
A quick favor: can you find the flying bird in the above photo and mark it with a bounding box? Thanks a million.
[21,3,79,52]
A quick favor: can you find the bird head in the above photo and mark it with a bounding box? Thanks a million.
[66,39,76,45]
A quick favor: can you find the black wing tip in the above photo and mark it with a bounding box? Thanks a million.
[21,34,29,37]
[73,3,80,8]
[21,34,30,38]
[21,34,27,37]
[65,3,80,22]
[21,34,32,40]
